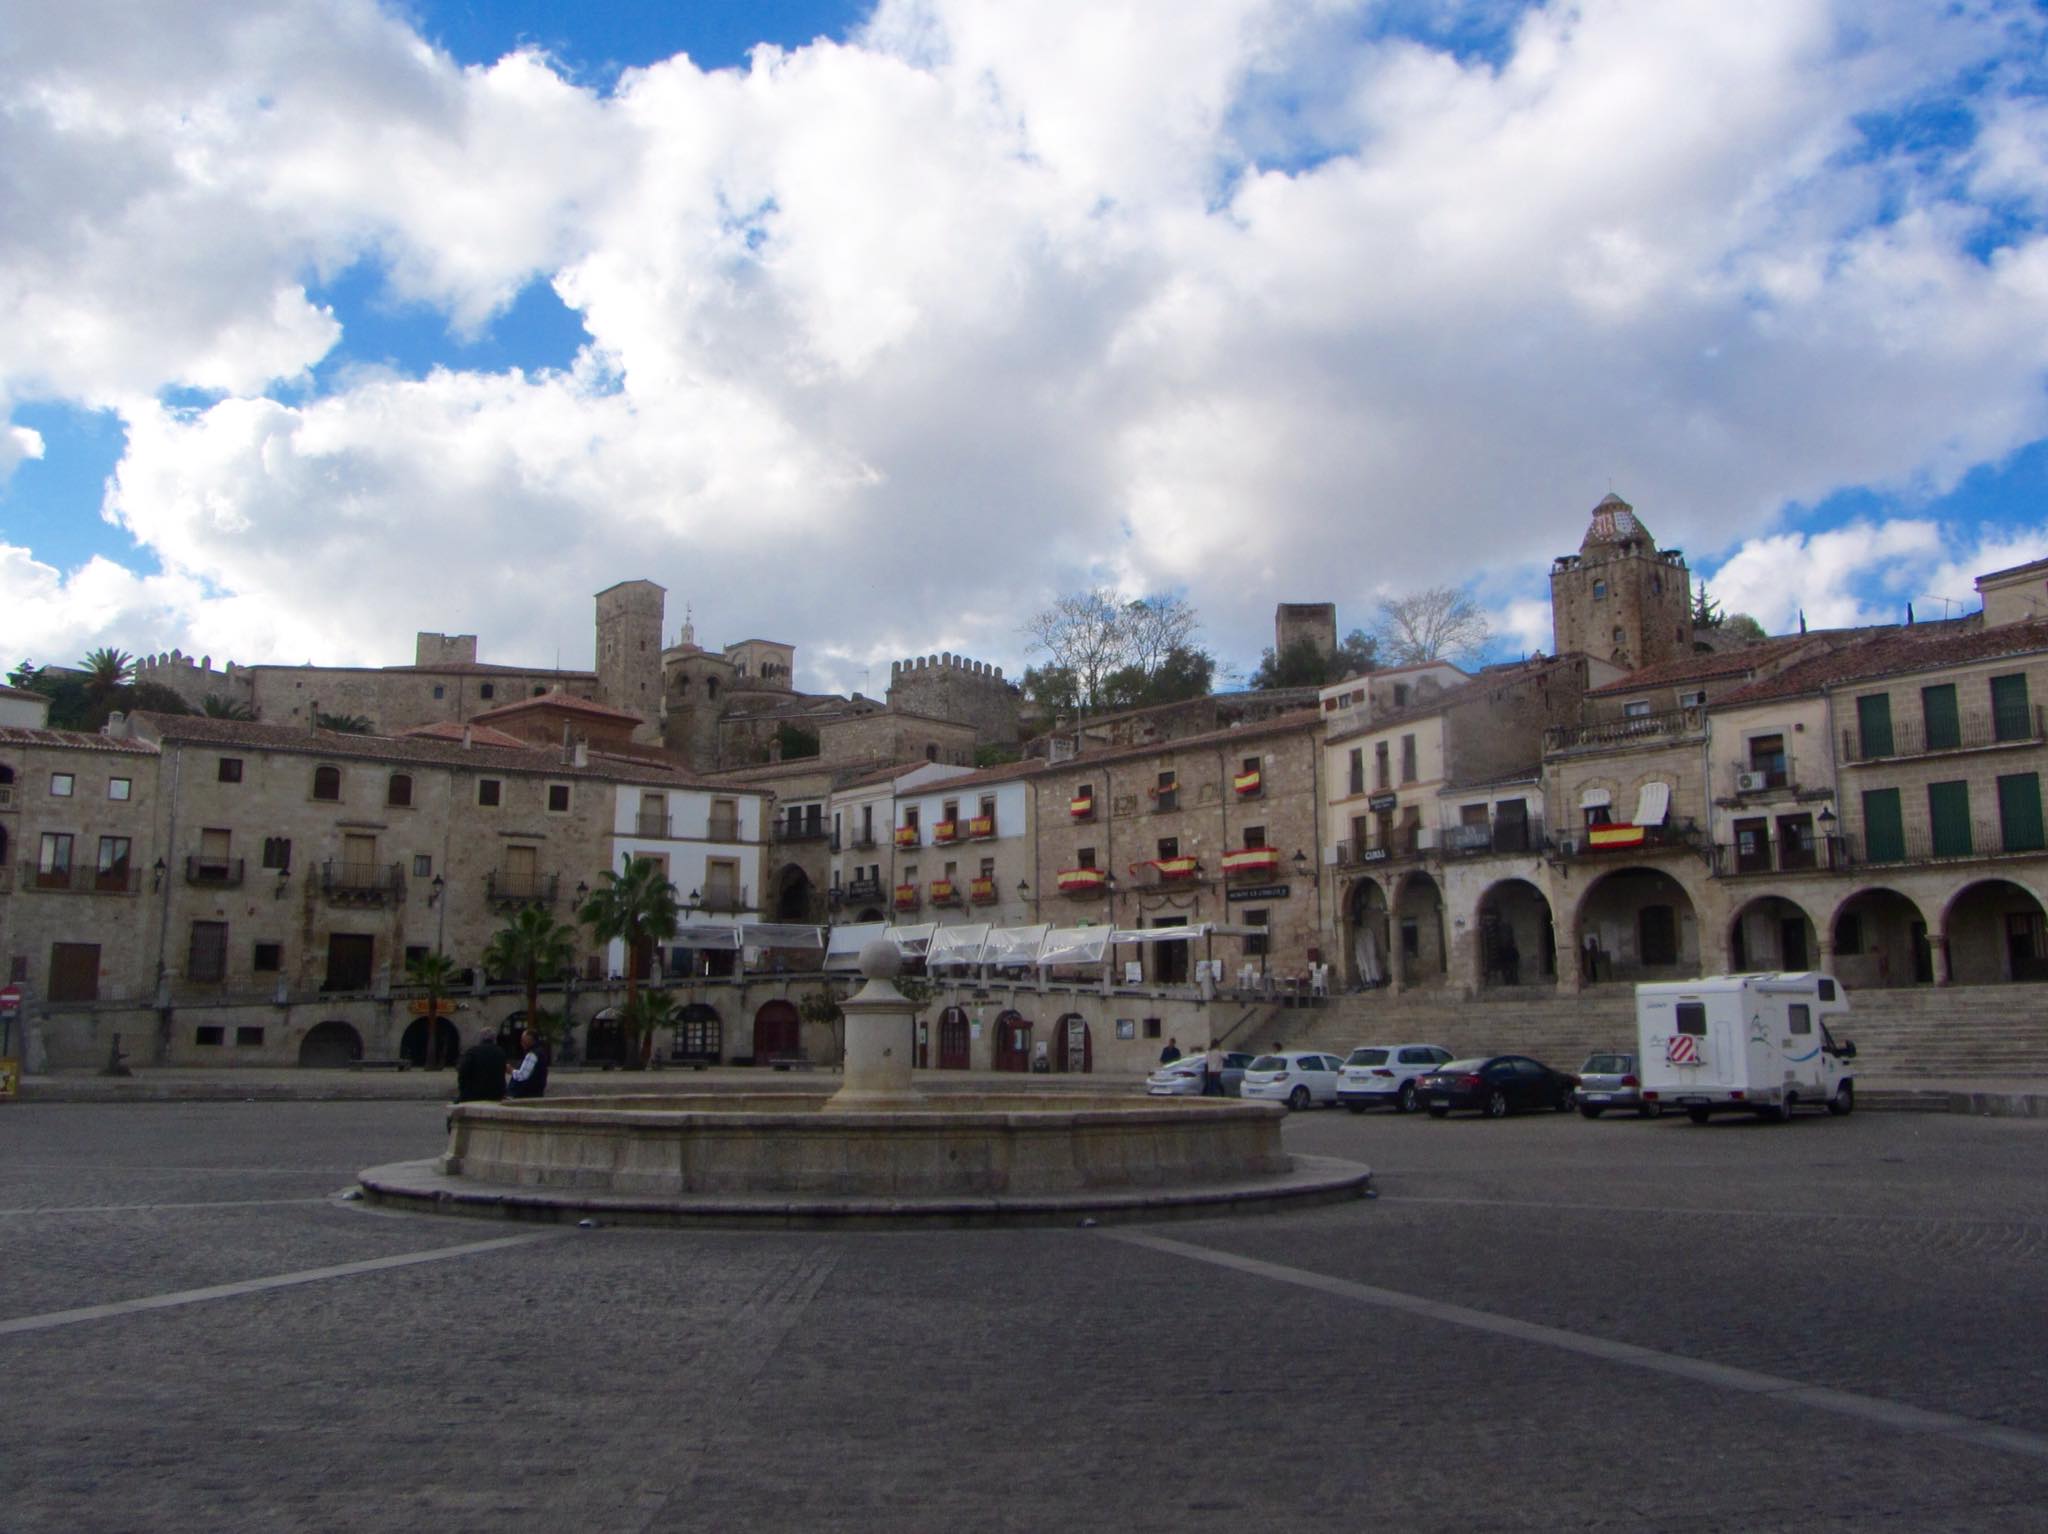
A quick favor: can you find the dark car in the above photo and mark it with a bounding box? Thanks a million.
[1418,1055,1578,1119]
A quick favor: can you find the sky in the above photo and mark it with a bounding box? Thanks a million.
[6,0,2048,696]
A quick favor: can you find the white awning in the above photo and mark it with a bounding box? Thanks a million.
[1634,781,1671,826]
[982,924,1050,968]
[825,922,889,970]
[1037,926,1112,967]
[927,923,992,968]
[739,923,825,950]
[669,922,742,950]
[1109,926,1203,945]
[888,923,937,958]
[1580,787,1612,809]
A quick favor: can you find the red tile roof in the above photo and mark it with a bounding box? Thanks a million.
[469,689,644,726]
[1715,621,2048,706]
[0,726,160,755]
[399,721,533,750]
[1585,636,1817,696]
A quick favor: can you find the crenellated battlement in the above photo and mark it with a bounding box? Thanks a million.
[133,649,253,711]
[890,652,1006,682]
[886,651,1020,747]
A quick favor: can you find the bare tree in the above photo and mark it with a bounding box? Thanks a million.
[1374,587,1491,666]
[1023,588,1130,709]
[1121,593,1200,675]
[1024,589,1207,712]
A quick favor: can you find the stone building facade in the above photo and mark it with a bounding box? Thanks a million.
[886,653,1022,750]
[131,651,254,713]
[1550,493,1695,672]
[1274,602,1337,662]
[595,580,666,740]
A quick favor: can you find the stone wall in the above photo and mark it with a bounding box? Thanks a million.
[245,665,598,734]
[819,709,977,768]
[1274,602,1337,661]
[133,651,253,712]
[886,653,1022,748]
[595,581,666,741]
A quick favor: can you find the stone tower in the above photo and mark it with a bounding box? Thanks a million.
[594,580,666,740]
[1274,603,1337,664]
[1549,494,1693,672]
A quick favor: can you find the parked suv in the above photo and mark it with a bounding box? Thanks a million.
[1240,1052,1346,1110]
[1575,1051,1656,1118]
[1337,1043,1453,1113]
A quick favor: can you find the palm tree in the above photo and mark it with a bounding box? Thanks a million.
[577,855,681,1069]
[405,950,460,1068]
[80,647,135,709]
[202,694,254,720]
[482,905,578,1049]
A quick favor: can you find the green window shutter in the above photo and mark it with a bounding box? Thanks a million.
[1927,780,1973,858]
[1920,684,1959,751]
[1856,693,1894,759]
[1991,673,2032,743]
[1998,773,2045,853]
[1861,788,1904,863]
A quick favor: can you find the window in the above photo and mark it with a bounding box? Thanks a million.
[1392,683,1410,706]
[1348,747,1364,795]
[1747,733,1788,789]
[252,942,282,972]
[1244,909,1269,956]
[1077,847,1097,868]
[1675,1003,1706,1035]
[480,684,495,700]
[548,783,571,813]
[1998,773,2045,854]
[108,777,131,801]
[387,773,413,808]
[1855,694,1894,759]
[1623,700,1652,718]
[187,922,228,983]
[1143,1018,1161,1039]
[1861,787,1905,863]
[1243,825,1266,848]
[1788,1004,1812,1036]
[404,944,429,967]
[261,837,291,872]
[195,1026,224,1047]
[1927,780,1972,858]
[1991,673,2032,742]
[37,833,74,887]
[96,836,132,890]
[1592,580,1608,600]
[432,685,445,700]
[478,778,502,808]
[1612,627,1626,647]
[1157,837,1179,859]
[1374,742,1390,790]
[49,772,73,797]
[312,765,341,801]
[1679,690,1707,708]
[1921,684,1960,752]
[1399,734,1417,784]
[413,854,433,877]
[218,757,243,783]
[236,1026,265,1047]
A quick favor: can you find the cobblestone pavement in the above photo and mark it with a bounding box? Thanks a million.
[3,1099,2046,1532]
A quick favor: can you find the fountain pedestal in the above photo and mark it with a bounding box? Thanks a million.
[821,943,924,1112]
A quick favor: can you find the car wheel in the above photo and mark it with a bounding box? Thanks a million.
[1639,1103,1662,1120]
[1760,1100,1789,1124]
[1686,1107,1711,1126]
[1555,1090,1575,1113]
[1579,1104,1604,1120]
[1485,1090,1509,1119]
[1827,1081,1854,1117]
[1288,1086,1311,1111]
[1345,1103,1365,1114]
[1396,1081,1418,1114]
[1427,1105,1449,1119]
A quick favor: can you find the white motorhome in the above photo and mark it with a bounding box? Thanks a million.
[1637,973,1857,1124]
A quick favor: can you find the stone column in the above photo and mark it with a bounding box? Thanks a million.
[1929,933,1952,987]
[824,941,926,1111]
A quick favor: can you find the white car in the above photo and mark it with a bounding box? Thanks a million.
[1144,1052,1254,1097]
[1337,1043,1454,1114]
[1239,1052,1346,1110]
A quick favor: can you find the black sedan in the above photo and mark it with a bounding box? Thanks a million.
[1417,1055,1578,1119]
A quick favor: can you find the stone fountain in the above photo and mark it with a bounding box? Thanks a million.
[358,943,1370,1226]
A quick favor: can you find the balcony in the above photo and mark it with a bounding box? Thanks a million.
[485,870,561,907]
[1545,707,1705,755]
[1233,769,1262,798]
[695,884,750,914]
[929,879,962,907]
[893,882,921,911]
[966,814,997,839]
[1712,837,1849,877]
[1437,817,1550,858]
[320,860,405,903]
[894,826,920,848]
[773,819,831,843]
[850,832,878,851]
[969,876,998,905]
[931,820,959,845]
[1130,856,1205,888]
[184,855,245,888]
[1721,764,1807,801]
[1068,795,1095,822]
[1843,821,2048,869]
[0,783,15,811]
[1554,821,1701,858]
[842,876,883,904]
[1148,788,1180,813]
[1221,846,1281,881]
[706,816,743,843]
[19,860,140,894]
[1842,706,2046,764]
[1055,867,1107,896]
[635,812,676,838]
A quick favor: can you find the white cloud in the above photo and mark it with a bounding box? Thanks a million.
[5,0,2048,685]
[0,423,44,483]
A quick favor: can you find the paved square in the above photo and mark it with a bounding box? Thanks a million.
[3,1100,2046,1531]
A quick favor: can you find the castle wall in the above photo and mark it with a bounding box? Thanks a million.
[132,651,253,712]
[1275,603,1337,661]
[886,653,1022,748]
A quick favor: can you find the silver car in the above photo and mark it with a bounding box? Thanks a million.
[1144,1051,1253,1097]
[1576,1051,1658,1119]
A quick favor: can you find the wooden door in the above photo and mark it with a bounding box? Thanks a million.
[939,1007,971,1070]
[48,943,100,1002]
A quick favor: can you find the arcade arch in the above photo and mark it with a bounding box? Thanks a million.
[1942,879,2048,984]
[1572,866,1700,982]
[1729,895,1819,973]
[1476,879,1556,989]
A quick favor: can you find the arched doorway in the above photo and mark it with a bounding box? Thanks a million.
[1476,879,1556,989]
[677,1002,722,1063]
[994,1009,1033,1072]
[753,999,802,1062]
[1574,867,1700,982]
[399,1014,460,1067]
[297,1020,363,1068]
[1730,895,1819,972]
[1345,880,1390,989]
[585,1006,625,1066]
[774,864,817,922]
[1831,888,1932,987]
[1054,1013,1092,1073]
[938,1005,971,1070]
[1943,880,2048,984]
[856,906,884,924]
[1393,872,1447,987]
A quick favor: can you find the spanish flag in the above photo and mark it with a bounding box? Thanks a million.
[1586,822,1645,849]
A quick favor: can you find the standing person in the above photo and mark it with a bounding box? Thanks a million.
[1159,1037,1182,1066]
[505,1028,550,1100]
[1203,1040,1226,1097]
[454,1025,507,1103]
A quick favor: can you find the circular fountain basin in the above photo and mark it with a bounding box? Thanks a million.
[357,1092,1372,1227]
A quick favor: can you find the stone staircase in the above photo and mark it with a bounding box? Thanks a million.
[1270,983,2048,1080]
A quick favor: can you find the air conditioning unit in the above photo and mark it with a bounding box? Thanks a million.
[1324,844,1343,866]
[1736,771,1768,793]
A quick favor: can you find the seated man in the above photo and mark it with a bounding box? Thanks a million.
[505,1028,550,1099]
[453,1025,507,1103]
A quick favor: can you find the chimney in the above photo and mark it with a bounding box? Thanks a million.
[768,736,783,763]
[573,739,589,768]
[309,700,321,732]
[462,724,472,750]
[103,711,126,737]
[562,722,573,763]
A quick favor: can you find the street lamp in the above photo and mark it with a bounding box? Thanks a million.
[150,857,167,892]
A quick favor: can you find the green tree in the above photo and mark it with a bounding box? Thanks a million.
[1724,613,1767,642]
[80,648,135,709]
[481,905,579,1050]
[130,682,192,716]
[404,951,461,1069]
[1692,581,1725,629]
[577,855,682,1069]
[773,723,820,760]
[1021,663,1081,719]
[203,694,255,719]
[316,711,373,734]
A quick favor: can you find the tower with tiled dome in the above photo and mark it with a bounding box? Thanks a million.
[1548,493,1694,670]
